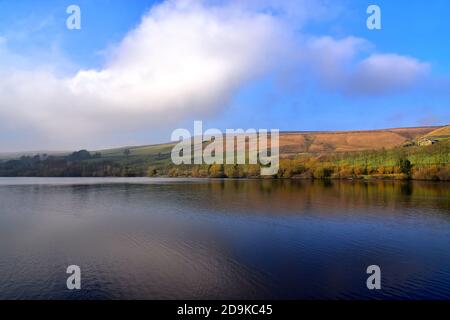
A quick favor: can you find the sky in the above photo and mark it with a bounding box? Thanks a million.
[0,0,449,151]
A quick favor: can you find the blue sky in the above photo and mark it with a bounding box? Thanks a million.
[222,0,450,132]
[0,0,449,151]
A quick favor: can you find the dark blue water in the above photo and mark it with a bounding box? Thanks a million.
[0,178,449,299]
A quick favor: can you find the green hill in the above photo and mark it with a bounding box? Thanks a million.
[0,125,448,180]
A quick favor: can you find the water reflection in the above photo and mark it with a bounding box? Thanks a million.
[0,178,449,299]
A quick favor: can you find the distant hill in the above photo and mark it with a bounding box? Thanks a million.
[0,126,444,160]
[90,125,446,160]
[0,125,448,180]
[277,126,443,156]
[0,125,447,161]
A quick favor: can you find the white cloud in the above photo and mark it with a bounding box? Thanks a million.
[303,36,430,95]
[0,0,289,150]
[0,0,434,151]
[348,54,430,95]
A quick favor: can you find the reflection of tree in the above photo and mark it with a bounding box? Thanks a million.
[186,180,449,215]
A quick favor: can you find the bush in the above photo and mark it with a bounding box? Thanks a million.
[354,166,367,175]
[313,166,334,179]
[438,165,450,180]
[412,165,449,181]
[246,164,261,178]
[147,167,158,177]
[209,164,226,178]
[399,158,413,175]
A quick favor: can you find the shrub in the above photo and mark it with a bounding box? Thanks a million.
[209,164,226,178]
[437,165,450,180]
[354,166,367,175]
[412,166,438,180]
[246,164,260,178]
[399,158,413,176]
[313,166,334,179]
[412,165,449,181]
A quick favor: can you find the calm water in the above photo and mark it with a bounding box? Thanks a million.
[0,177,449,300]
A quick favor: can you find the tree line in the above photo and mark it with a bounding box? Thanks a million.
[0,141,448,180]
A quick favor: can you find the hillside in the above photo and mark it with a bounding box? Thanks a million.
[0,125,448,180]
[278,126,441,156]
[424,126,450,140]
[0,126,443,162]
[92,125,444,160]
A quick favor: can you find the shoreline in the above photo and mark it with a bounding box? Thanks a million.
[0,175,449,182]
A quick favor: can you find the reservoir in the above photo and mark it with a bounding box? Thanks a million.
[0,178,449,299]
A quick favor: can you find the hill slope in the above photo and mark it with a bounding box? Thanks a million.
[0,126,445,161]
[424,126,450,140]
[0,125,448,180]
[93,126,444,160]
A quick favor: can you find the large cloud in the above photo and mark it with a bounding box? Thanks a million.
[0,0,290,150]
[0,0,434,151]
